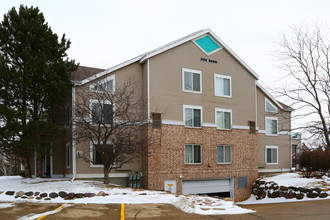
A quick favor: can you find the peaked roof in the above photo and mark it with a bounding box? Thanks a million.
[256,82,293,112]
[75,29,259,85]
[71,66,105,81]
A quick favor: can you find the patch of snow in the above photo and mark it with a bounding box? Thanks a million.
[0,202,16,209]
[17,203,72,220]
[0,176,253,215]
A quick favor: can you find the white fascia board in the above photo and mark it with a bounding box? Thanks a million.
[139,29,207,64]
[207,29,259,80]
[256,82,285,110]
[75,54,145,86]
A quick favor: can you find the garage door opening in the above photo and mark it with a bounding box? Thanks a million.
[182,178,233,199]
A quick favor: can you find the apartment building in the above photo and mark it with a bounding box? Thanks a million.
[30,29,293,202]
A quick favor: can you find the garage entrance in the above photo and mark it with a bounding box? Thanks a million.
[182,178,233,199]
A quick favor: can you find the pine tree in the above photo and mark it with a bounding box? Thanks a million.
[0,5,77,177]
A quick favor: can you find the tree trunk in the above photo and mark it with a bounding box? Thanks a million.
[103,168,109,184]
[22,156,32,178]
[36,156,43,177]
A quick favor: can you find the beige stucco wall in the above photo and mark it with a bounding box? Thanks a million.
[74,62,144,175]
[256,88,291,170]
[148,40,257,125]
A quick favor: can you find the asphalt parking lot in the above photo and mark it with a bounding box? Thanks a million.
[1,199,330,219]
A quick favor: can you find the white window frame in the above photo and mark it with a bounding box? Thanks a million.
[265,117,278,136]
[214,73,232,98]
[217,145,232,164]
[183,105,203,128]
[65,142,71,168]
[89,74,115,93]
[265,146,278,165]
[89,99,114,125]
[182,68,202,94]
[215,108,232,130]
[184,144,202,164]
[90,141,115,168]
[265,98,278,113]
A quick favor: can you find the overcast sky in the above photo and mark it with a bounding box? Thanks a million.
[1,0,330,88]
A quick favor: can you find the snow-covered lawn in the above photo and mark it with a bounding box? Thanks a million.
[0,176,254,215]
[238,173,330,205]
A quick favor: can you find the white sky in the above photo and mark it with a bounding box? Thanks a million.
[1,0,330,88]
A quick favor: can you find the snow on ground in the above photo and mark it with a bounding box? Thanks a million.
[237,173,330,205]
[0,176,254,215]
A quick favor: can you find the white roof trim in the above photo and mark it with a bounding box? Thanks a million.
[76,29,259,85]
[256,82,285,110]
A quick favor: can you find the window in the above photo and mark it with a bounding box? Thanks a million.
[90,75,115,93]
[193,35,221,55]
[183,105,202,128]
[90,143,115,167]
[266,146,278,164]
[215,108,232,130]
[217,145,232,164]
[91,100,114,125]
[238,176,247,189]
[265,117,278,136]
[185,144,201,164]
[182,68,202,93]
[65,143,70,168]
[214,74,231,97]
[265,98,278,112]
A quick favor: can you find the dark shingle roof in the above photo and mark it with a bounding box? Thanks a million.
[71,66,105,81]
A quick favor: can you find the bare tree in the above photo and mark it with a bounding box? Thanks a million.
[274,24,330,148]
[74,78,146,184]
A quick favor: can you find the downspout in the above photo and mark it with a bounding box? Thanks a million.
[71,85,77,181]
[147,59,150,120]
[255,80,258,130]
[290,113,292,171]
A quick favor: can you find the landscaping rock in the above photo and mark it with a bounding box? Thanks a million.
[84,193,95,198]
[21,196,28,199]
[296,193,304,200]
[67,193,75,199]
[34,192,40,196]
[258,180,266,185]
[298,187,308,193]
[307,192,318,198]
[16,191,24,197]
[273,185,279,190]
[313,188,322,194]
[44,198,51,201]
[288,186,298,192]
[97,191,105,196]
[319,192,328,198]
[104,193,109,196]
[25,191,33,197]
[36,197,42,200]
[280,186,288,191]
[59,191,67,198]
[5,191,15,196]
[64,197,73,200]
[268,190,279,198]
[75,193,84,198]
[285,190,295,199]
[40,193,48,198]
[279,190,288,198]
[49,192,58,198]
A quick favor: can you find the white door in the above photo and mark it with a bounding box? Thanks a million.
[182,179,230,195]
[164,180,177,193]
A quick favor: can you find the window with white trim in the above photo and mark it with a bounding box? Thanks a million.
[266,146,278,164]
[265,98,278,112]
[215,108,232,129]
[90,100,114,125]
[182,68,202,93]
[90,143,115,167]
[90,75,115,93]
[217,145,232,164]
[214,74,231,97]
[185,144,201,164]
[65,143,70,168]
[265,117,278,136]
[183,105,202,128]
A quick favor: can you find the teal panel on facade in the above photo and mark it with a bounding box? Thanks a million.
[195,35,220,53]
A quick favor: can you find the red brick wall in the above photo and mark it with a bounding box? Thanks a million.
[142,124,258,202]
